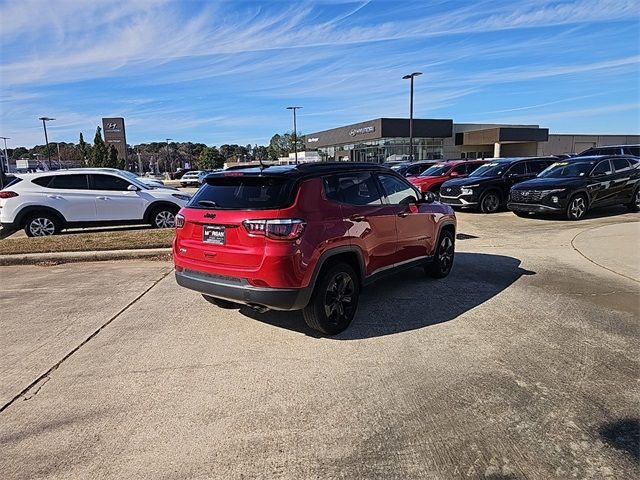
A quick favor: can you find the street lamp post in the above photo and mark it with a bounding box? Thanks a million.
[286,106,302,164]
[402,72,422,161]
[0,136,9,189]
[38,117,55,169]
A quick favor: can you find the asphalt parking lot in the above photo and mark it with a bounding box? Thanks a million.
[1,208,638,479]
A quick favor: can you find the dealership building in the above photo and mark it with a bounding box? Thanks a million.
[304,118,639,162]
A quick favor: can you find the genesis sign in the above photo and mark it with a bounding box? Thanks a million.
[349,125,375,137]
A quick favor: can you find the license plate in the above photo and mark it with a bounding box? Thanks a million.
[203,225,225,245]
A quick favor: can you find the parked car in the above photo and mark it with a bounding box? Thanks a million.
[439,157,558,213]
[390,160,439,178]
[508,155,640,220]
[173,162,456,335]
[0,169,191,236]
[198,170,220,185]
[409,160,487,194]
[180,170,203,187]
[577,144,640,157]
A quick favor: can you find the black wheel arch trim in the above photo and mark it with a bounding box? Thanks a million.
[15,206,67,228]
[143,201,181,223]
[307,246,367,293]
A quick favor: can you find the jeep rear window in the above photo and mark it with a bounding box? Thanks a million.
[190,176,295,210]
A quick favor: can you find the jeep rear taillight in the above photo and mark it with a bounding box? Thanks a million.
[243,219,306,240]
[0,191,18,199]
[175,213,185,228]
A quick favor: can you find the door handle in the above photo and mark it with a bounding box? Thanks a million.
[97,196,109,200]
[47,195,62,199]
[349,214,366,222]
[398,212,410,218]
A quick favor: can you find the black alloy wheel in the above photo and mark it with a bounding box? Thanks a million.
[303,262,360,335]
[426,230,455,278]
[627,188,640,212]
[480,192,501,213]
[566,194,588,220]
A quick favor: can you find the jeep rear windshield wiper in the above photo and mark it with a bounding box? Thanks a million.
[197,200,219,208]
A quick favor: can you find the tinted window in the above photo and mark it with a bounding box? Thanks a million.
[465,163,483,174]
[420,164,449,177]
[91,174,132,191]
[612,158,631,172]
[452,165,467,174]
[623,146,640,156]
[324,172,382,206]
[31,176,55,187]
[377,174,418,205]
[191,175,294,210]
[591,160,613,175]
[469,162,510,177]
[507,162,526,175]
[49,174,89,189]
[528,160,553,174]
[4,177,22,188]
[539,161,595,178]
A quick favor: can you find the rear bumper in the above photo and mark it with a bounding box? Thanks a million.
[175,268,312,311]
[507,202,563,214]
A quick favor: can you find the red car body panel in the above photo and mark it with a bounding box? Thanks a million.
[410,160,487,192]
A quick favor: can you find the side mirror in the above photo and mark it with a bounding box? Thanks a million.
[421,191,436,203]
[127,184,139,191]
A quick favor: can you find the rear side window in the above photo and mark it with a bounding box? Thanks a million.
[3,177,22,188]
[591,160,613,175]
[323,172,383,206]
[465,163,483,174]
[32,176,55,187]
[528,160,553,174]
[623,146,640,156]
[612,158,631,172]
[33,174,89,189]
[507,162,527,175]
[192,176,295,210]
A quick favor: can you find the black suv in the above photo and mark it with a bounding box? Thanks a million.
[508,155,640,220]
[577,145,640,157]
[390,161,438,178]
[439,157,557,213]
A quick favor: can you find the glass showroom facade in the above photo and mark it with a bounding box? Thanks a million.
[305,118,453,163]
[317,137,445,163]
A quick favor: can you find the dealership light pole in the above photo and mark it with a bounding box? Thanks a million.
[286,106,302,164]
[402,72,422,161]
[38,117,55,169]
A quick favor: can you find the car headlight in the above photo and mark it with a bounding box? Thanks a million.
[461,185,478,195]
[172,193,192,201]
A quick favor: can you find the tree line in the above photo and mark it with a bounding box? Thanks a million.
[7,126,306,172]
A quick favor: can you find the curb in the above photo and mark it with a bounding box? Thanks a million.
[0,248,172,266]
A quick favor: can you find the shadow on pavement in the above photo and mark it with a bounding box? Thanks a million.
[599,418,639,461]
[515,205,635,222]
[242,252,533,339]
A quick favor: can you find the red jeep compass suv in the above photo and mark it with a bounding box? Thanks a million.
[173,163,456,335]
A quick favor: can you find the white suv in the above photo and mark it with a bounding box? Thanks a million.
[0,169,191,236]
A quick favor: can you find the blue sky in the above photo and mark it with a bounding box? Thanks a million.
[0,0,638,148]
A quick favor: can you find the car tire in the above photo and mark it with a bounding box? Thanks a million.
[24,212,61,237]
[479,191,501,213]
[150,205,178,228]
[303,262,360,336]
[425,229,455,278]
[626,188,640,212]
[202,295,239,309]
[566,194,588,220]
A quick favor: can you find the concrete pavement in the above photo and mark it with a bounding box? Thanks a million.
[0,207,638,479]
